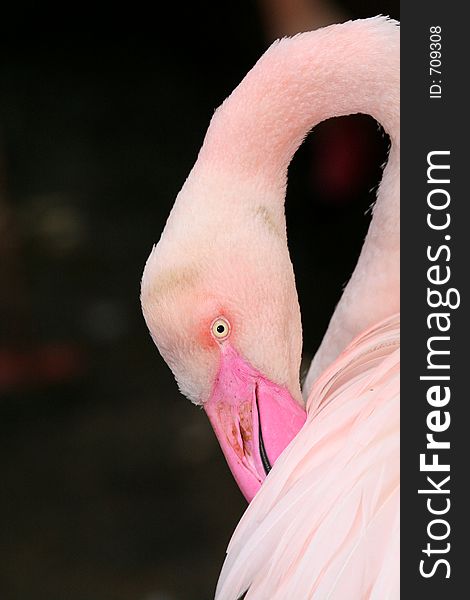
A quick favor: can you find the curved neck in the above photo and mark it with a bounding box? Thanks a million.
[196,18,400,397]
[198,18,399,192]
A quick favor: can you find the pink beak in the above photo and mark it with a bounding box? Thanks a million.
[204,344,306,501]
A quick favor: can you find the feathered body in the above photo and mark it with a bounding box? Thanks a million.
[217,314,399,599]
[141,17,400,600]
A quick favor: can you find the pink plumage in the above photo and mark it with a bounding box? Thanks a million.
[216,315,399,599]
[141,16,399,599]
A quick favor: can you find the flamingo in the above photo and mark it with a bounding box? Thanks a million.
[141,17,399,599]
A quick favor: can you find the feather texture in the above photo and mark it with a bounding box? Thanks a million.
[216,314,399,599]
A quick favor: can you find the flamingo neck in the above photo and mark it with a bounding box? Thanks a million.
[198,18,399,193]
[194,18,400,396]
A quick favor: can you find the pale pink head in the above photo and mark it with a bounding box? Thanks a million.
[141,159,306,500]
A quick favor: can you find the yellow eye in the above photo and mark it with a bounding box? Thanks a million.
[211,317,231,340]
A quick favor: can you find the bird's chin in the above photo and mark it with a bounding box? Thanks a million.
[203,345,306,502]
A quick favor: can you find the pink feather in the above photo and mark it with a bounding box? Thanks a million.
[141,16,400,598]
[217,315,399,599]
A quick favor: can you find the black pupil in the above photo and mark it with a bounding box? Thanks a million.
[216,324,225,334]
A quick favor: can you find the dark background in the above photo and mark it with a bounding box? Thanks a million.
[1,2,398,599]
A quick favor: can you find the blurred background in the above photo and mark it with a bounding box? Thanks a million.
[0,1,398,599]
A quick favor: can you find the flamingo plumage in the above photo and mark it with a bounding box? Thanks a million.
[141,17,399,599]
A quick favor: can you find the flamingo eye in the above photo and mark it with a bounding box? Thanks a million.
[211,317,231,340]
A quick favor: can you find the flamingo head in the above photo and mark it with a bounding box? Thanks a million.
[141,171,306,501]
